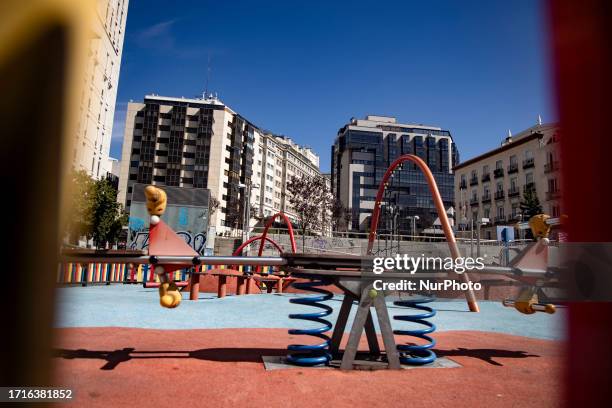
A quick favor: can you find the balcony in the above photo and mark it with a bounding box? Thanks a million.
[459,180,467,189]
[481,193,491,203]
[494,168,504,178]
[523,158,535,169]
[507,163,519,174]
[470,177,479,186]
[523,182,536,192]
[470,197,479,206]
[481,173,491,182]
[494,190,505,200]
[508,186,520,197]
[544,160,560,173]
[546,190,561,200]
[494,215,506,224]
[508,213,522,222]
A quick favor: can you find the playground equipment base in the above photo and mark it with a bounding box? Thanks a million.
[262,354,461,371]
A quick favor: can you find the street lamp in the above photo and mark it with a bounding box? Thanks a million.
[407,215,419,240]
[238,182,259,250]
[476,218,489,257]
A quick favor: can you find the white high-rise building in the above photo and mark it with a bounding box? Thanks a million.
[73,0,129,178]
[118,94,322,235]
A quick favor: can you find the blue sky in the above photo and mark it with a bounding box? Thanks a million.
[111,0,554,172]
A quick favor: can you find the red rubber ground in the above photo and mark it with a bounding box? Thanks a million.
[52,328,562,407]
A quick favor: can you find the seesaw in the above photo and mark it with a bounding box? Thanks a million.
[61,180,563,370]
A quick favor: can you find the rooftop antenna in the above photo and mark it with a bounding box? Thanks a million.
[204,52,211,98]
[537,114,543,126]
[508,129,512,138]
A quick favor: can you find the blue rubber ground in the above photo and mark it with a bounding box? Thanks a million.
[55,285,565,340]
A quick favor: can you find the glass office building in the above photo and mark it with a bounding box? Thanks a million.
[331,116,458,235]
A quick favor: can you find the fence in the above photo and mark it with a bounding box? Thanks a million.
[56,262,277,285]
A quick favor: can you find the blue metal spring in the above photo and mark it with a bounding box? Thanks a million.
[286,279,333,366]
[394,296,437,365]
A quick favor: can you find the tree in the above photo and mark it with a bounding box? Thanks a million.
[90,178,128,248]
[287,174,334,250]
[65,170,95,244]
[331,200,352,232]
[64,170,127,248]
[250,204,264,224]
[520,187,543,220]
[209,197,220,217]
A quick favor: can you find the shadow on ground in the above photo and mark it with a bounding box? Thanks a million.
[54,346,539,370]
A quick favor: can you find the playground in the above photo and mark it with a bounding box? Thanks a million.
[53,158,568,407]
[53,286,565,407]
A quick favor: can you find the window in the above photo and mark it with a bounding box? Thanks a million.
[495,160,503,169]
[548,178,558,192]
[525,173,533,184]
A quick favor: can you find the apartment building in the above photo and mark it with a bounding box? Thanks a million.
[119,94,321,234]
[252,134,321,223]
[118,94,259,234]
[453,122,561,239]
[331,115,458,234]
[74,0,129,178]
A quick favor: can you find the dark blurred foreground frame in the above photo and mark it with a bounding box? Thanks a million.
[0,0,94,386]
[0,0,611,404]
[549,0,612,405]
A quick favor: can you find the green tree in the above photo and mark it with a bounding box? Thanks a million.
[64,171,127,248]
[90,178,128,249]
[520,187,543,219]
[65,170,95,244]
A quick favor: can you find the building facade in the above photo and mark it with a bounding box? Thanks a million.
[252,134,321,222]
[73,0,129,179]
[331,115,458,235]
[453,122,561,239]
[118,94,321,234]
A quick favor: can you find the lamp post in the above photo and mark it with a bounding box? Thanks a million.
[517,212,524,242]
[239,182,259,254]
[476,218,489,258]
[407,215,419,240]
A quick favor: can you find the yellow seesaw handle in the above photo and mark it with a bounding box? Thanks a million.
[159,282,182,309]
[503,299,556,314]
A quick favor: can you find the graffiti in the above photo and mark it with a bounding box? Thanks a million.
[128,230,207,255]
[128,217,146,232]
[312,237,328,250]
[178,207,188,227]
[176,231,207,255]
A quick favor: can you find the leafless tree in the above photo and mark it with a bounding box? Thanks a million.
[287,174,334,250]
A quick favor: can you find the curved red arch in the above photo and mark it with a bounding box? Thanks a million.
[367,154,479,312]
[232,235,283,256]
[257,212,297,256]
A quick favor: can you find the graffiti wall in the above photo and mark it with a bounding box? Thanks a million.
[128,203,210,254]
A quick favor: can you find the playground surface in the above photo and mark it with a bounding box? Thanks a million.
[52,285,566,407]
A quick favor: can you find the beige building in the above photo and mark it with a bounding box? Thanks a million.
[453,122,561,239]
[73,0,129,178]
[118,94,321,235]
[252,134,321,223]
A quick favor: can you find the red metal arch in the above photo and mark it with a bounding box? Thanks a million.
[367,154,479,312]
[232,235,283,256]
[257,212,297,256]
